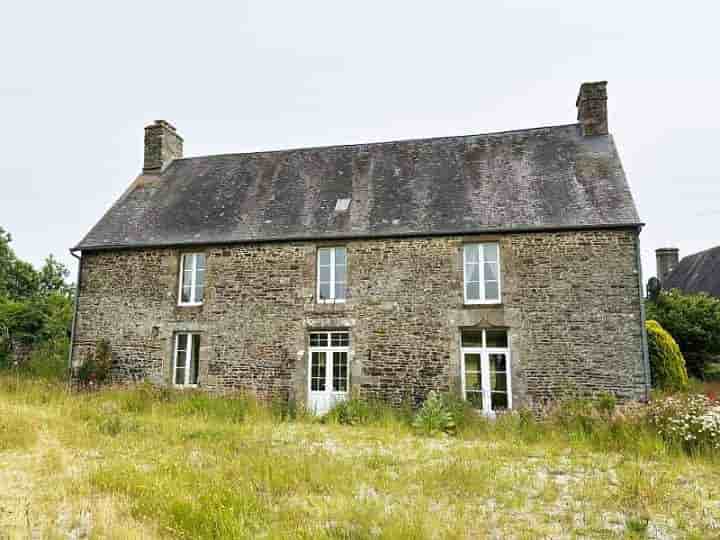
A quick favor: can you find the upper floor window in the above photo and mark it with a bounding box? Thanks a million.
[463,243,501,304]
[317,247,346,303]
[178,253,206,306]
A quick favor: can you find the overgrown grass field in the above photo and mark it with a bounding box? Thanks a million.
[1,377,719,539]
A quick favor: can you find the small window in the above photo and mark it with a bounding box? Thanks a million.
[463,243,501,304]
[178,253,206,306]
[173,333,200,387]
[317,247,346,303]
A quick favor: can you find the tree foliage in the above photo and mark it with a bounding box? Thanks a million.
[645,319,689,391]
[646,290,720,377]
[0,227,73,370]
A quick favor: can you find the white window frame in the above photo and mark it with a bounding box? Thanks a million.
[463,242,501,305]
[178,253,206,306]
[460,329,512,415]
[173,333,200,388]
[316,247,347,304]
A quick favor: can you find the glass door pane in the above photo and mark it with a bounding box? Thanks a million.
[311,352,326,391]
[489,353,508,411]
[332,351,348,392]
[464,353,484,410]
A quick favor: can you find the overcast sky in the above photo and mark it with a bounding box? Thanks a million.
[1,1,718,283]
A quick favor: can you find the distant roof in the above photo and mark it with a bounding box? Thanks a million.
[74,123,641,251]
[664,245,720,297]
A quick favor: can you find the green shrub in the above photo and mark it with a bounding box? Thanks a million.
[645,320,689,391]
[21,338,68,380]
[413,391,455,435]
[77,339,112,387]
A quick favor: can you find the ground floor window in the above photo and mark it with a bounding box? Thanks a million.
[461,329,511,414]
[173,333,200,387]
[308,331,350,414]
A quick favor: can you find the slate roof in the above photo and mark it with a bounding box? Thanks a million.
[75,123,641,251]
[664,246,720,297]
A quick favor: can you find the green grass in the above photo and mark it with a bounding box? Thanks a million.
[0,375,719,538]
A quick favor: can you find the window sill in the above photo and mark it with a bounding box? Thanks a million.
[173,384,199,389]
[462,302,503,309]
[177,303,204,308]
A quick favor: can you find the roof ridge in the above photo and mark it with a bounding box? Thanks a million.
[170,123,581,163]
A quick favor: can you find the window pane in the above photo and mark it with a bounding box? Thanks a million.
[183,255,193,271]
[181,285,192,303]
[483,243,498,263]
[484,262,497,281]
[465,371,482,391]
[466,282,480,301]
[491,392,508,410]
[195,285,204,303]
[196,254,206,271]
[484,282,499,301]
[319,265,331,283]
[464,353,481,371]
[310,333,328,347]
[486,331,508,349]
[175,367,185,385]
[464,244,479,263]
[311,352,326,391]
[333,351,348,392]
[334,282,346,300]
[319,283,331,300]
[466,263,480,283]
[466,391,483,409]
[491,372,507,392]
[177,334,188,351]
[190,335,200,385]
[176,349,186,368]
[318,249,331,266]
[335,264,346,283]
[331,332,349,347]
[461,332,483,348]
[334,247,346,265]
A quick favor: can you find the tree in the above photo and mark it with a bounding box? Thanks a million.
[646,290,720,378]
[38,255,72,298]
[0,227,40,300]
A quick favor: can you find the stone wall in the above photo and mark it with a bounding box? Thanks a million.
[72,228,648,407]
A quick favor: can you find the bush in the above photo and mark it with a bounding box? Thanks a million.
[645,320,689,391]
[646,394,720,453]
[77,339,112,387]
[324,389,401,426]
[413,391,455,435]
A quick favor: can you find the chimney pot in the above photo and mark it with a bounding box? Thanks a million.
[143,120,183,174]
[576,81,608,136]
[656,248,680,285]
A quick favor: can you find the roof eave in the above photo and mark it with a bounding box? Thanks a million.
[72,222,645,253]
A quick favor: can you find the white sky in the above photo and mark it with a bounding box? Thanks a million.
[1,1,718,283]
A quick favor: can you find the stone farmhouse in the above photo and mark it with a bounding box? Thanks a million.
[70,82,650,414]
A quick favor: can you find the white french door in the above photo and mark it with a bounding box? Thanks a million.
[462,350,511,415]
[308,331,350,415]
[461,329,511,415]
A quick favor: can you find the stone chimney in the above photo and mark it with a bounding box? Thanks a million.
[576,81,608,136]
[143,120,183,174]
[656,248,679,284]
